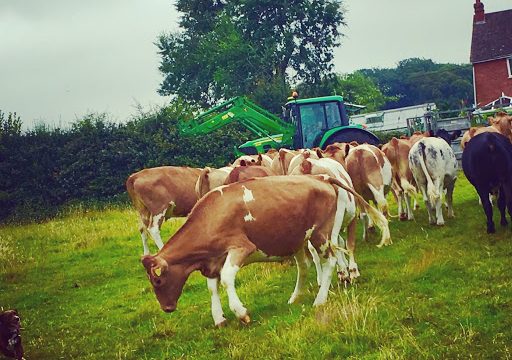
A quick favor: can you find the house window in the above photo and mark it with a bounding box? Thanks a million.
[508,57,512,78]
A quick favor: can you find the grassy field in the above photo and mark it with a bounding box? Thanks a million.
[1,174,511,359]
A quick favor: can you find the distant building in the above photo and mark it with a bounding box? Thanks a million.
[470,0,512,108]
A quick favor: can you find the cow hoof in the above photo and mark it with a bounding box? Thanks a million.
[239,314,251,325]
[368,226,376,233]
[436,222,445,226]
[500,219,508,227]
[399,213,407,221]
[487,225,496,234]
[215,319,228,328]
[337,271,350,283]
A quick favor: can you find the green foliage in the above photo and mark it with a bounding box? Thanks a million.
[158,0,345,112]
[0,104,249,223]
[360,58,473,111]
[299,72,396,112]
[2,176,511,358]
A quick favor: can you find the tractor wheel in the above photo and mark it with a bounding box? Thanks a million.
[322,128,380,149]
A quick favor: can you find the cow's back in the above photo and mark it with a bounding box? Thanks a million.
[462,132,512,187]
[185,176,338,257]
[127,166,201,217]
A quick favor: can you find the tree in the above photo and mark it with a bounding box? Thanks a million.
[360,58,473,110]
[157,0,345,112]
[297,72,394,112]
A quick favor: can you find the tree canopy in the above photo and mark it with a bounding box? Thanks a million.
[360,58,473,111]
[157,0,345,112]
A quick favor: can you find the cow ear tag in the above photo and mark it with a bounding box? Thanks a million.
[154,267,162,277]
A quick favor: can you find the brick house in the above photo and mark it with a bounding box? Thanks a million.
[470,0,512,108]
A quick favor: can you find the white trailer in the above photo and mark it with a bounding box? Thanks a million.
[350,103,437,132]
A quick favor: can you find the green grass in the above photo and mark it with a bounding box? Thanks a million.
[1,174,511,359]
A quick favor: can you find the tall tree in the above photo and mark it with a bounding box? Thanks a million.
[157,0,345,112]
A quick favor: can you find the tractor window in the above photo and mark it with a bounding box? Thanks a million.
[300,104,326,148]
[325,102,342,128]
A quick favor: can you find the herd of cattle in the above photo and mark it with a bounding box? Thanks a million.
[124,111,512,327]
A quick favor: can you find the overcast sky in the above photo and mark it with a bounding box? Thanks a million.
[1,0,511,130]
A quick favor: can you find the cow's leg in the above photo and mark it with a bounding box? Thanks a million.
[434,180,445,226]
[330,194,350,281]
[361,213,369,241]
[138,218,151,255]
[206,277,226,327]
[220,248,253,324]
[446,179,456,219]
[478,188,495,233]
[313,251,337,306]
[405,193,414,220]
[346,218,360,280]
[288,247,308,304]
[420,186,435,224]
[497,188,508,227]
[307,241,322,287]
[148,211,166,250]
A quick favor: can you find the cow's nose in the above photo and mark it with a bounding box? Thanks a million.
[162,305,176,313]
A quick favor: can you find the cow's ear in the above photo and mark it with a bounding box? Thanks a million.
[488,116,496,125]
[377,143,383,149]
[350,141,359,147]
[316,148,324,158]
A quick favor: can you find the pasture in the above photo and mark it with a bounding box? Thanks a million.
[1,174,511,359]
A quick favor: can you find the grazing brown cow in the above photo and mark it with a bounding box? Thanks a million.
[0,310,24,360]
[126,166,202,255]
[195,166,233,199]
[224,162,274,184]
[382,137,417,220]
[141,175,388,326]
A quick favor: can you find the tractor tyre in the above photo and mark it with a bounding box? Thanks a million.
[322,128,380,149]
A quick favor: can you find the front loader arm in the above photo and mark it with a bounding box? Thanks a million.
[179,96,295,141]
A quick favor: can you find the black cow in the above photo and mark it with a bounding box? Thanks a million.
[462,132,512,233]
[0,310,24,360]
[431,129,461,145]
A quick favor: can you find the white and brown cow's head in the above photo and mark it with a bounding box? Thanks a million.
[141,255,189,313]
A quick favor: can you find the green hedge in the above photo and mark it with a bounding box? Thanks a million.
[0,105,249,223]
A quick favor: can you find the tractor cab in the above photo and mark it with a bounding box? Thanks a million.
[283,96,350,148]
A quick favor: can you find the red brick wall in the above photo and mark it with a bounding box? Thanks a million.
[474,58,512,106]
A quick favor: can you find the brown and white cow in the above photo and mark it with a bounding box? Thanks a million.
[345,144,392,240]
[270,148,298,175]
[290,157,391,284]
[381,137,417,220]
[461,112,512,149]
[195,166,233,199]
[126,166,202,255]
[141,175,388,326]
[231,154,273,169]
[224,162,275,184]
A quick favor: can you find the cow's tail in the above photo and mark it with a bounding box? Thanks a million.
[417,142,438,204]
[400,178,417,197]
[327,177,391,247]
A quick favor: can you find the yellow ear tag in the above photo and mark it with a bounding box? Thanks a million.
[154,268,162,277]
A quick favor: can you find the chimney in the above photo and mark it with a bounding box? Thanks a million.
[474,0,485,23]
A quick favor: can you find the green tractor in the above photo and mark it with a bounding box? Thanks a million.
[179,95,380,155]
